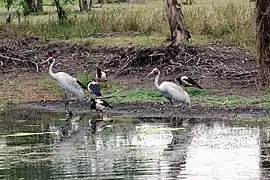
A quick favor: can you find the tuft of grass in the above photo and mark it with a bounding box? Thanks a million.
[0,100,15,114]
[194,94,270,107]
[38,75,270,108]
[76,73,91,87]
[103,87,165,103]
[39,76,63,96]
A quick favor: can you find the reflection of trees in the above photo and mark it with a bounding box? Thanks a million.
[259,126,270,179]
[0,110,86,179]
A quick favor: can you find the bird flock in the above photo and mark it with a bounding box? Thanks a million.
[47,56,203,120]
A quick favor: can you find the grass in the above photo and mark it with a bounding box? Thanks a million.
[0,100,16,114]
[38,76,270,107]
[0,0,257,49]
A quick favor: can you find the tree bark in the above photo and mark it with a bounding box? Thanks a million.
[256,0,270,88]
[53,0,67,22]
[24,0,43,13]
[79,0,89,11]
[165,0,191,47]
[37,0,43,12]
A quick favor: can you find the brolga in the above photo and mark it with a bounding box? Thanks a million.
[176,76,203,91]
[87,80,102,97]
[48,57,86,111]
[96,68,107,82]
[90,98,113,119]
[146,68,191,119]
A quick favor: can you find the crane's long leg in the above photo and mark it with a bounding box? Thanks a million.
[169,99,176,125]
[64,92,69,112]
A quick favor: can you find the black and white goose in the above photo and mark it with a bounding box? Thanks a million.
[176,76,203,91]
[96,68,107,82]
[87,80,102,97]
[90,98,113,119]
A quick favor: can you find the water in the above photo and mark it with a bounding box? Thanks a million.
[0,109,270,179]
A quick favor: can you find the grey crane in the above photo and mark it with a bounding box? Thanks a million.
[48,57,86,110]
[176,76,203,91]
[146,68,191,117]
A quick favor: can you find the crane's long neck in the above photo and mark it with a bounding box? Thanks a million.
[154,71,161,91]
[49,61,56,79]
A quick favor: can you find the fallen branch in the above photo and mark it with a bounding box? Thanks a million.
[0,54,39,72]
[90,3,104,8]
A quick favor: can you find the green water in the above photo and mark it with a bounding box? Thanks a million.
[0,109,270,179]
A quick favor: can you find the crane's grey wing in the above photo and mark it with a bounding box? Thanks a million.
[161,81,184,92]
[55,73,85,100]
[165,85,190,105]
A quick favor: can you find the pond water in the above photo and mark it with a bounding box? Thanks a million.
[0,109,270,179]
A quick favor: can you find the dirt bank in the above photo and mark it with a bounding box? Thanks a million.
[1,36,269,121]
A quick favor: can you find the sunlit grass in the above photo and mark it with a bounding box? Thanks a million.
[0,0,256,49]
[0,100,15,114]
[38,76,270,107]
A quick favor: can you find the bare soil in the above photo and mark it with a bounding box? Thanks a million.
[0,36,268,120]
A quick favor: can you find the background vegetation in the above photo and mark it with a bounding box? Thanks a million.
[0,0,256,49]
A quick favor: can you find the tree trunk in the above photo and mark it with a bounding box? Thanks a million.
[256,0,270,88]
[79,0,89,11]
[53,0,67,22]
[165,0,191,47]
[24,0,36,14]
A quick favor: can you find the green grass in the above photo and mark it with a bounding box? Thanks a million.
[195,94,270,108]
[39,76,63,96]
[0,100,15,114]
[38,76,270,107]
[0,0,257,49]
[56,33,169,47]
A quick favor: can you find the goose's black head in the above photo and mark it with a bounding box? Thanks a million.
[90,98,96,109]
[97,68,102,73]
[48,57,54,64]
[176,77,182,85]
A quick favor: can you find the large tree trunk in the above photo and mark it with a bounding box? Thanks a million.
[53,0,67,22]
[165,0,191,47]
[37,0,43,12]
[256,0,270,88]
[79,0,89,11]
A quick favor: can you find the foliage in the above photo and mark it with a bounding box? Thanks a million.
[0,100,15,115]
[4,0,30,15]
[0,1,256,48]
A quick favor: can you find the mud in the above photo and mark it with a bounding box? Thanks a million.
[16,100,270,123]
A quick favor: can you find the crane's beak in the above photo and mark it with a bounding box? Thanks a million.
[141,71,154,81]
[146,71,154,77]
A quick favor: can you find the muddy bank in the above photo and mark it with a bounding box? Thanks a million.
[17,100,270,122]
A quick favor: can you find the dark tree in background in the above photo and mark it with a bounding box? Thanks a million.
[256,0,270,88]
[165,0,191,47]
[79,0,89,11]
[24,0,43,14]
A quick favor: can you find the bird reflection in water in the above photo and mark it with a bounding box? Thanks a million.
[88,114,114,134]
